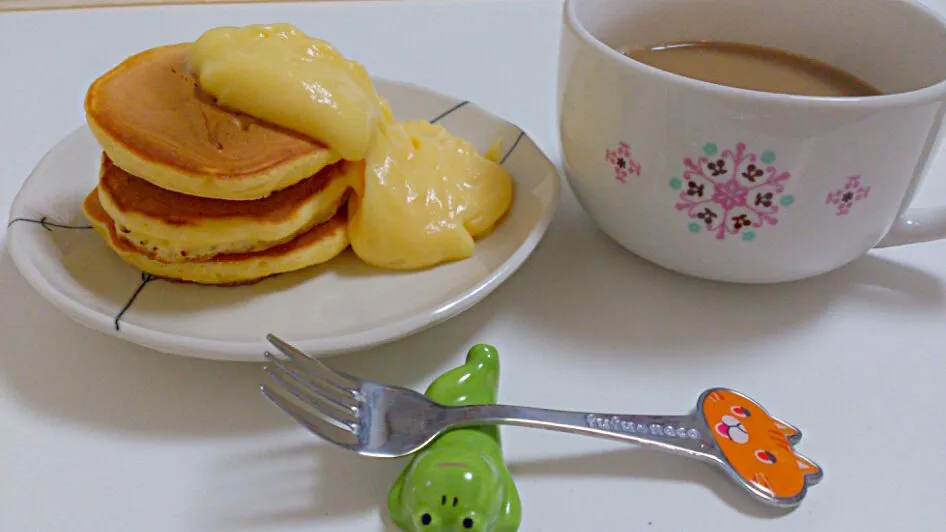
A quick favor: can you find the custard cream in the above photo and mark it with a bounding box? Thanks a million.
[348,120,514,270]
[189,23,384,161]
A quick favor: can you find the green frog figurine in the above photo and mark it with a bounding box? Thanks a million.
[387,344,522,531]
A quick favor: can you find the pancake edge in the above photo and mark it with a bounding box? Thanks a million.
[82,188,350,285]
[97,155,355,248]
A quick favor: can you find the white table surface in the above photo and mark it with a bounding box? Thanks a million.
[3,0,946,530]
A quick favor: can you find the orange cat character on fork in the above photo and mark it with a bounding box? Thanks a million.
[698,388,823,507]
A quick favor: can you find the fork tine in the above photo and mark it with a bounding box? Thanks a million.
[266,334,359,391]
[263,367,358,430]
[261,383,360,448]
[264,352,359,425]
[263,350,360,409]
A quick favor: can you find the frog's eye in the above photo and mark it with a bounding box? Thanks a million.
[462,517,474,529]
[416,512,435,526]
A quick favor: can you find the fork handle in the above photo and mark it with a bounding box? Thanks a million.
[443,404,716,459]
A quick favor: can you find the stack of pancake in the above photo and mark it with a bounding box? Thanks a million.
[81,44,357,285]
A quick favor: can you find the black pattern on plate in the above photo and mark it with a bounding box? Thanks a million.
[499,130,525,165]
[114,272,157,331]
[7,216,92,231]
[429,101,525,165]
[429,100,470,124]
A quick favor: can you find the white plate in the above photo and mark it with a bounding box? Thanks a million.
[6,78,561,361]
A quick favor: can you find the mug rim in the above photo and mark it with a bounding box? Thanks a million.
[563,0,946,108]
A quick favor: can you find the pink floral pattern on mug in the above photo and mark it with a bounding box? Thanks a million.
[826,176,870,216]
[605,141,641,183]
[670,143,793,242]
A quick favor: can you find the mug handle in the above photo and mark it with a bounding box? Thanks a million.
[876,207,946,248]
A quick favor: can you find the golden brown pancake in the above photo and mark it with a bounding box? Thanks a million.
[97,154,356,262]
[83,189,350,285]
[85,43,342,200]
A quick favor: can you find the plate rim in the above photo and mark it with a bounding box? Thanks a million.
[6,77,562,361]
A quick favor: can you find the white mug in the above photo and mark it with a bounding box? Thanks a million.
[558,0,946,283]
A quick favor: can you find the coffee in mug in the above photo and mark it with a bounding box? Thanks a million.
[623,41,881,98]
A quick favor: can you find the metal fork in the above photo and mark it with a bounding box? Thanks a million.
[260,334,823,508]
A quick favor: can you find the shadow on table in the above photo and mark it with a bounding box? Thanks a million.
[201,435,792,530]
[509,447,794,519]
[0,246,492,438]
[200,441,404,530]
[500,201,946,358]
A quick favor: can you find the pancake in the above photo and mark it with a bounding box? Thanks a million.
[83,189,350,285]
[85,43,342,201]
[97,154,356,262]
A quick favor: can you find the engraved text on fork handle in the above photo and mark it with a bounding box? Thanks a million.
[441,404,718,460]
